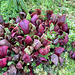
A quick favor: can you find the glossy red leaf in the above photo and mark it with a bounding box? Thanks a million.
[51,14,58,24]
[0,39,10,47]
[32,51,39,58]
[62,23,68,32]
[0,46,8,58]
[36,58,42,66]
[39,57,47,61]
[16,16,21,23]
[54,24,60,31]
[0,58,7,68]
[6,56,12,61]
[23,54,31,63]
[8,64,17,75]
[45,20,50,26]
[35,9,41,15]
[32,39,42,50]
[59,56,64,66]
[38,24,44,34]
[3,71,8,75]
[36,57,48,66]
[12,54,19,61]
[51,54,58,66]
[31,14,38,25]
[0,25,4,37]
[42,39,51,46]
[71,42,75,48]
[19,19,30,34]
[31,12,36,18]
[54,47,65,56]
[36,19,42,26]
[57,15,66,26]
[39,45,50,55]
[46,10,53,19]
[72,52,75,59]
[12,47,20,54]
[58,34,69,45]
[16,62,23,69]
[46,10,53,15]
[25,35,32,44]
[70,51,75,59]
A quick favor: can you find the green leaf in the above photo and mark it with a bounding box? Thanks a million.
[11,51,14,57]
[15,42,20,46]
[50,23,54,31]
[7,61,15,66]
[52,31,56,34]
[31,62,36,67]
[50,44,54,48]
[26,13,31,21]
[38,52,51,59]
[33,35,40,40]
[58,35,63,39]
[37,64,42,68]
[47,31,50,38]
[24,66,30,72]
[47,30,56,40]
[54,43,59,47]
[13,0,18,11]
[19,0,27,13]
[5,28,10,35]
[27,63,30,65]
[0,72,3,75]
[44,17,47,20]
[2,67,7,71]
[50,61,52,64]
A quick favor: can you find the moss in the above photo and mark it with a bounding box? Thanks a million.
[58,52,75,75]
